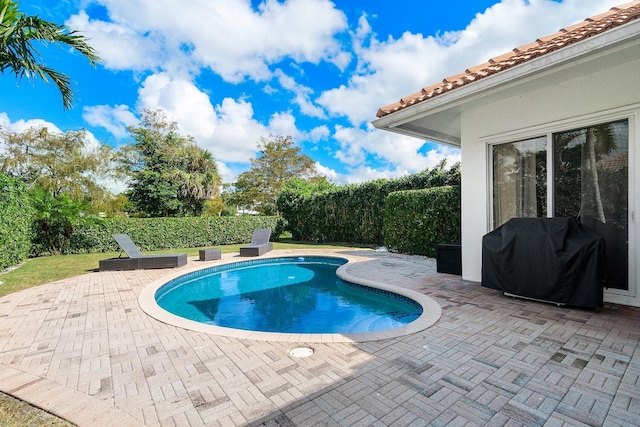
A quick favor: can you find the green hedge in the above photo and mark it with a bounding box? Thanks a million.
[0,174,34,269]
[31,216,279,256]
[278,163,460,245]
[383,186,460,257]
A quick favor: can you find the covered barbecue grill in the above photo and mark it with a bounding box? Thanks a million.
[482,217,605,308]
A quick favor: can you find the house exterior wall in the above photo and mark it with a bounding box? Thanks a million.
[460,57,640,306]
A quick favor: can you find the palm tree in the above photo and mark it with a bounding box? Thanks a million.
[0,0,100,109]
[554,123,618,223]
[584,125,612,223]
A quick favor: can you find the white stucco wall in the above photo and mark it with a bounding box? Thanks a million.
[460,56,640,306]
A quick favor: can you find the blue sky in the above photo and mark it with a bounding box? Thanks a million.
[0,0,624,189]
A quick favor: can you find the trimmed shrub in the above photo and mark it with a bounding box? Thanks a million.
[383,186,461,257]
[31,215,280,256]
[0,174,34,269]
[278,162,460,244]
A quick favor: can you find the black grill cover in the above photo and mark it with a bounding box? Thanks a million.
[482,217,604,308]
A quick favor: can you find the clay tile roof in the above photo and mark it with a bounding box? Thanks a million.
[376,1,640,118]
[598,151,628,172]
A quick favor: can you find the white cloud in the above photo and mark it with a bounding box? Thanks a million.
[332,124,461,175]
[371,132,461,172]
[446,0,625,65]
[135,73,306,177]
[71,0,349,81]
[267,112,301,140]
[66,0,623,186]
[136,73,218,137]
[82,104,138,139]
[1,116,63,134]
[314,161,340,183]
[66,11,168,72]
[308,125,330,142]
[136,73,266,161]
[215,161,237,184]
[317,0,626,127]
[333,125,367,166]
[80,72,308,184]
[302,0,621,183]
[318,21,456,126]
[207,98,273,163]
[275,69,326,118]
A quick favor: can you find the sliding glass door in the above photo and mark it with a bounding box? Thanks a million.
[553,120,629,290]
[492,136,547,228]
[492,119,629,290]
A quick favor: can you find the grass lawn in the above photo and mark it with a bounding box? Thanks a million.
[0,240,371,299]
[0,392,74,427]
[0,240,370,425]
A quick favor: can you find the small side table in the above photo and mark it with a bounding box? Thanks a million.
[199,248,221,261]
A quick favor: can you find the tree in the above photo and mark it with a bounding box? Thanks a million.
[279,176,335,198]
[0,126,114,200]
[0,172,33,268]
[234,135,322,215]
[584,124,618,223]
[90,192,129,218]
[119,110,221,217]
[29,185,100,255]
[217,183,239,216]
[1,126,114,255]
[202,194,225,217]
[554,122,619,223]
[0,0,100,109]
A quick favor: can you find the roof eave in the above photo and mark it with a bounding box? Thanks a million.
[372,19,640,145]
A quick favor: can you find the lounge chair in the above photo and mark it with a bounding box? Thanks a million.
[99,234,188,271]
[239,229,273,257]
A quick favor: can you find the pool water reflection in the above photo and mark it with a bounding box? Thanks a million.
[155,257,422,334]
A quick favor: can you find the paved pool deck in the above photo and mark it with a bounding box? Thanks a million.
[0,249,639,426]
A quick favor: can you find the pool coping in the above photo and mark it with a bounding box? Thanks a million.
[138,252,442,343]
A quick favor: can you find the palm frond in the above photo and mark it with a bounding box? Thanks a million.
[0,0,101,109]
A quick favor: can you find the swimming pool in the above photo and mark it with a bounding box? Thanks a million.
[155,256,421,334]
[139,252,442,342]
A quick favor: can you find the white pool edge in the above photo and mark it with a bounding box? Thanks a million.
[138,252,442,343]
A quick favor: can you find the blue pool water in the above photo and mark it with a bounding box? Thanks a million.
[155,256,422,334]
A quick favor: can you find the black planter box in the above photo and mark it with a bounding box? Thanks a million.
[436,243,462,275]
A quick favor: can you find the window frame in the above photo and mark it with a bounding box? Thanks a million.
[490,135,548,229]
[484,106,637,298]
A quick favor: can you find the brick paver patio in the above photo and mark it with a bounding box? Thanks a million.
[1,249,639,426]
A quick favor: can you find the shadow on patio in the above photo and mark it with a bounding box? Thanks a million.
[247,264,640,426]
[0,250,638,426]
